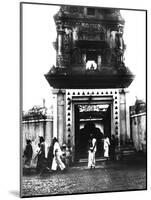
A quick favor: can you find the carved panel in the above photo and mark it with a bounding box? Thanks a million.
[63,34,71,52]
[54,6,126,69]
[57,54,70,67]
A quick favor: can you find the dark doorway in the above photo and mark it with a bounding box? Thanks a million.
[74,104,111,162]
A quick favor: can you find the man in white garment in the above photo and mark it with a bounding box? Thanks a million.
[51,137,66,171]
[104,136,110,159]
[88,134,97,169]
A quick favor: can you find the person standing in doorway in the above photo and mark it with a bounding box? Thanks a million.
[103,135,110,160]
[51,137,66,171]
[110,135,117,160]
[88,134,97,169]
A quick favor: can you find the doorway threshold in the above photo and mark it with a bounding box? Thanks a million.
[79,157,106,163]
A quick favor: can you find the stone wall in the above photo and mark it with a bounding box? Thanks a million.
[22,117,53,168]
[130,113,146,152]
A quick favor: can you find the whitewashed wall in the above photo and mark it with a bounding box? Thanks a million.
[130,113,146,152]
[22,117,53,167]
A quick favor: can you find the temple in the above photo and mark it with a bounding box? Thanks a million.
[45,5,135,162]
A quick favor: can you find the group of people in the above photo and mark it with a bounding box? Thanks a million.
[88,134,117,169]
[23,134,118,173]
[23,137,67,174]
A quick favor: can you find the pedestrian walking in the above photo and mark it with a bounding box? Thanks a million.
[51,137,66,171]
[23,139,33,167]
[103,136,110,160]
[88,134,97,169]
[35,143,41,173]
[47,143,54,169]
[36,137,48,174]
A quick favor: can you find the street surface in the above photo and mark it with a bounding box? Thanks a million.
[22,159,146,197]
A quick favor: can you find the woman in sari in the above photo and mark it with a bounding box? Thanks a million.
[51,137,66,171]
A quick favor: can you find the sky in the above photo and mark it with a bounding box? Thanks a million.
[22,4,146,112]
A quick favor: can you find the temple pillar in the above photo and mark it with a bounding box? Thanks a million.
[125,91,131,142]
[58,30,63,56]
[119,89,127,145]
[52,90,58,138]
[57,89,66,146]
[57,29,64,68]
[52,89,66,146]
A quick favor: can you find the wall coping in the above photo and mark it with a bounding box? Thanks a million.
[22,118,53,124]
[130,112,146,118]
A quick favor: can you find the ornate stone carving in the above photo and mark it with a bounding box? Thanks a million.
[51,5,133,79]
[63,34,70,52]
[57,55,64,66]
[79,31,105,41]
[69,6,84,14]
[57,54,70,67]
[79,23,105,32]
[114,49,125,66]
[115,27,124,50]
[63,30,72,52]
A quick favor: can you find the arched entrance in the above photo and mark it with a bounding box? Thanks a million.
[74,104,111,162]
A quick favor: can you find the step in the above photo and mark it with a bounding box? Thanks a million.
[79,157,106,163]
[121,148,136,156]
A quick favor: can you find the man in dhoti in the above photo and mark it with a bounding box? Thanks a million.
[88,134,97,169]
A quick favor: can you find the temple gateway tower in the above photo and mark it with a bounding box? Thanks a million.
[45,6,134,162]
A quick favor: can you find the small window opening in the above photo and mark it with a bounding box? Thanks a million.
[86,60,97,70]
[87,8,95,16]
